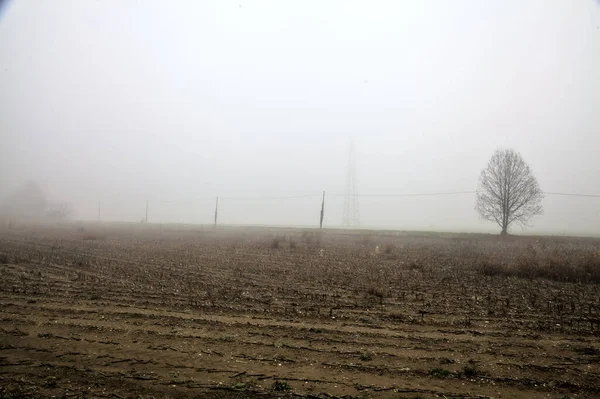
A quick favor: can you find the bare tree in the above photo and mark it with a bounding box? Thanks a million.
[476,149,544,235]
[46,202,74,220]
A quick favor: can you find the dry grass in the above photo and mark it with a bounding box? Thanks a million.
[478,243,600,283]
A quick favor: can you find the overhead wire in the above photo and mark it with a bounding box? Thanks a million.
[327,191,477,197]
[542,192,600,198]
[219,194,322,201]
[146,191,600,201]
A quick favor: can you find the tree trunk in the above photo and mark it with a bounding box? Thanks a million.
[501,226,508,235]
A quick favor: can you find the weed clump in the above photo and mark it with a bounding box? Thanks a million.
[366,286,384,298]
[272,380,290,391]
[461,361,479,378]
[573,346,600,356]
[429,367,451,378]
[44,376,58,388]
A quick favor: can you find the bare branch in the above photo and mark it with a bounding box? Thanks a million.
[475,149,544,235]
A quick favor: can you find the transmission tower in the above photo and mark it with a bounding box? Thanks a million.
[342,139,360,227]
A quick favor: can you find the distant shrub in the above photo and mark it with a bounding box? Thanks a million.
[301,231,322,247]
[479,259,506,277]
[384,244,395,254]
[270,236,282,250]
[580,253,600,282]
[288,238,297,250]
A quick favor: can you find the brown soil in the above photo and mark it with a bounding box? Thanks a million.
[1,222,599,399]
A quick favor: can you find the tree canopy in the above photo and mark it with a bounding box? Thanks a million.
[475,149,544,235]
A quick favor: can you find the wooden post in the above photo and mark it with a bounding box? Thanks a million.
[320,191,325,229]
[214,196,219,228]
[145,200,149,223]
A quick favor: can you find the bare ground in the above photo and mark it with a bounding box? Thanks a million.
[0,222,599,399]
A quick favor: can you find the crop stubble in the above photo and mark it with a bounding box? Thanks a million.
[0,223,599,398]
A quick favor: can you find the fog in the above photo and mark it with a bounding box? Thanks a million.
[1,1,599,235]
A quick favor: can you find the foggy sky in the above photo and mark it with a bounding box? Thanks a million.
[1,1,599,234]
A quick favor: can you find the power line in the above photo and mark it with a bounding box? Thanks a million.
[219,194,321,201]
[331,191,477,197]
[543,192,600,198]
[330,191,600,198]
[145,195,321,203]
[89,188,598,227]
[155,197,216,203]
[104,190,600,204]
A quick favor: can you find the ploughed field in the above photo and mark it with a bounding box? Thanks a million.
[1,223,599,399]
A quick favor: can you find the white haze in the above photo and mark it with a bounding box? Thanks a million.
[1,0,599,235]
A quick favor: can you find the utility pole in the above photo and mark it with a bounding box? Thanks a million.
[214,196,219,228]
[320,191,325,229]
[145,200,149,223]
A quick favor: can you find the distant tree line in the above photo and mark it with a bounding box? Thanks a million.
[0,181,73,221]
